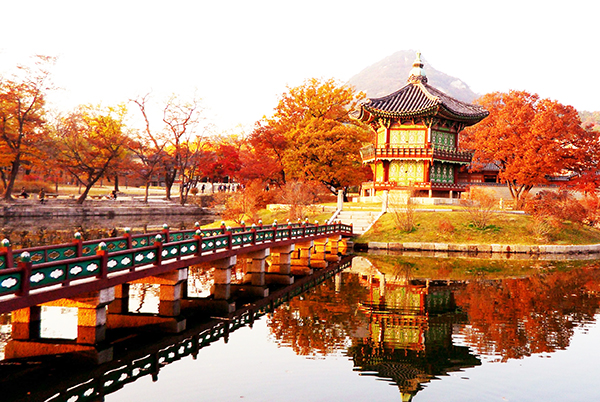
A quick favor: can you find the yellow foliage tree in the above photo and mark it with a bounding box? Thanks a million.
[53,104,131,204]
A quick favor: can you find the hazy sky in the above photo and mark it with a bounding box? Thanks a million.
[1,0,598,133]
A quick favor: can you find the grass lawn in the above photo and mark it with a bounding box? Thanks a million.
[358,211,600,245]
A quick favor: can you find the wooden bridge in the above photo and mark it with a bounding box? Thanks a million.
[0,220,352,362]
[0,258,353,402]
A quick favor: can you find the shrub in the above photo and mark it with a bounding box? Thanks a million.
[461,187,497,229]
[438,219,455,234]
[220,181,268,224]
[389,190,416,233]
[527,215,557,241]
[524,190,586,224]
[276,181,326,221]
[580,195,600,228]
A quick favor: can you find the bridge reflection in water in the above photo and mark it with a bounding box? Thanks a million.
[0,256,353,402]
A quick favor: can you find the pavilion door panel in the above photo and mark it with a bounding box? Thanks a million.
[431,162,454,184]
[432,130,455,150]
[390,129,426,148]
[390,160,423,186]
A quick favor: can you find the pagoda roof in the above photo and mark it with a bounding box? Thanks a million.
[354,53,489,126]
[359,82,488,124]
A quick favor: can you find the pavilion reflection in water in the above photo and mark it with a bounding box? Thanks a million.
[346,257,480,401]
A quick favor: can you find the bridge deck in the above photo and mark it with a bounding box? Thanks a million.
[0,222,353,314]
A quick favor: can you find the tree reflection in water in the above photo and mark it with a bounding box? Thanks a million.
[267,256,600,400]
[268,272,369,356]
[454,265,600,361]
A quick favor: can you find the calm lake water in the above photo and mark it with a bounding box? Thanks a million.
[2,253,600,401]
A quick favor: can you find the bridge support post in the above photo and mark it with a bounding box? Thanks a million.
[213,256,237,300]
[6,289,115,364]
[291,240,313,276]
[178,257,237,317]
[240,249,269,297]
[108,269,188,334]
[267,244,295,285]
[338,238,349,255]
[108,283,130,314]
[73,288,114,344]
[10,306,41,340]
[325,235,342,263]
[153,268,188,317]
[310,239,329,269]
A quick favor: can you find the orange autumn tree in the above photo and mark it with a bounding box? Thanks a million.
[253,78,371,197]
[0,56,53,200]
[461,91,589,208]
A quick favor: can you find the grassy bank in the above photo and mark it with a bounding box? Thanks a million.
[358,211,600,245]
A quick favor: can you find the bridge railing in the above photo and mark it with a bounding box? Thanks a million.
[0,222,352,302]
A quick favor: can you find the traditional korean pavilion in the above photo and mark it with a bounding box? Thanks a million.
[355,53,488,200]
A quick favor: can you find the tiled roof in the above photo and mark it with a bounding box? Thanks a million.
[361,81,489,123]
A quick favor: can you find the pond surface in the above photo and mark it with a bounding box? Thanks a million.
[2,254,600,401]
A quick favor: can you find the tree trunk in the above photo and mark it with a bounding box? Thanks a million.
[164,169,177,201]
[144,182,150,203]
[114,175,119,191]
[77,186,93,204]
[3,158,21,201]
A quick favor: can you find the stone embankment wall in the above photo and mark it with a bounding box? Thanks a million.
[357,241,600,254]
[0,200,213,219]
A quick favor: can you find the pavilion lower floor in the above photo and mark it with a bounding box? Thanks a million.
[359,181,466,204]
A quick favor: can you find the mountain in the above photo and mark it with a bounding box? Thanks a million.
[347,50,480,103]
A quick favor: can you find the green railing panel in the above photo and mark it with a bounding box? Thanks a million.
[202,228,224,237]
[104,239,129,252]
[241,233,253,245]
[213,235,229,250]
[107,252,134,272]
[231,234,243,247]
[68,258,102,280]
[169,232,185,242]
[0,255,6,270]
[179,240,198,256]
[131,235,152,249]
[81,244,95,257]
[132,248,158,265]
[162,244,180,259]
[0,271,21,295]
[201,238,215,252]
[30,264,67,289]
[25,250,46,264]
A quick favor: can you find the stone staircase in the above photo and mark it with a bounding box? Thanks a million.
[333,210,382,236]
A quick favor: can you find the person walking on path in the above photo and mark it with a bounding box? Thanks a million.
[39,188,46,204]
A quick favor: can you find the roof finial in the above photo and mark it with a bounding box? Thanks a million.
[408,52,428,84]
